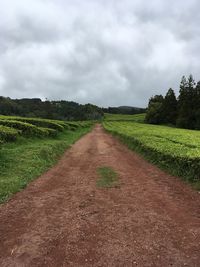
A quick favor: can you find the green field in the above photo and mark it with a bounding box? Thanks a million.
[1,111,200,203]
[103,118,200,189]
[0,115,92,203]
[104,113,145,122]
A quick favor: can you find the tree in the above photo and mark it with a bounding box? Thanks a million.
[194,81,200,129]
[145,95,164,124]
[0,97,104,121]
[162,88,177,125]
[146,74,199,130]
[177,75,196,129]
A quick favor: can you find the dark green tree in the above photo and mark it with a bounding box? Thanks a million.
[194,81,200,129]
[177,75,196,129]
[145,95,164,124]
[0,97,104,121]
[145,74,199,130]
[162,88,177,125]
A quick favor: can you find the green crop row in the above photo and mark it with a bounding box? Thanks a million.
[0,119,58,138]
[0,126,19,142]
[0,115,93,131]
[0,116,64,132]
[103,121,200,184]
[38,127,58,137]
[65,122,80,131]
[0,115,94,144]
[63,121,93,131]
[79,121,93,128]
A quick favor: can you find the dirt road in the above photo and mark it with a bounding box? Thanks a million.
[0,125,199,267]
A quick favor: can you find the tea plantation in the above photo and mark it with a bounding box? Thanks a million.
[0,115,93,203]
[103,118,200,188]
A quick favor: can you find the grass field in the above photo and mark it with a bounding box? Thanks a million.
[104,113,145,122]
[103,118,200,189]
[0,115,92,203]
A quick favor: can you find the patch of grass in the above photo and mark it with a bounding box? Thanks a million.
[97,166,119,188]
[0,127,91,204]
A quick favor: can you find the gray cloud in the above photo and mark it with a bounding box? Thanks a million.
[0,0,200,107]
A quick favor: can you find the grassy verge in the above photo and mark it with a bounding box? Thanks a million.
[0,127,91,203]
[97,166,119,188]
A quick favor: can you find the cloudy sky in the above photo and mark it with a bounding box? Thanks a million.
[0,0,199,107]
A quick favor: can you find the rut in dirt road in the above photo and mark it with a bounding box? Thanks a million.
[0,125,200,267]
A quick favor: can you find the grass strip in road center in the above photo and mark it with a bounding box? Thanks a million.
[97,166,119,188]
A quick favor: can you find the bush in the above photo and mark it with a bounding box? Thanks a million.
[65,122,80,131]
[38,127,58,137]
[2,117,64,132]
[0,126,19,142]
[103,121,200,183]
[0,119,52,137]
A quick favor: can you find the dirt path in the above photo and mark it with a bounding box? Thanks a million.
[0,125,200,267]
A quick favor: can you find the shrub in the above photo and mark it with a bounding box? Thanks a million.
[2,117,64,132]
[0,119,51,137]
[65,122,80,131]
[38,127,58,137]
[103,121,200,183]
[0,126,19,142]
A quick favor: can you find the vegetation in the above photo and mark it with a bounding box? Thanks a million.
[0,119,54,137]
[0,123,92,203]
[0,97,104,120]
[0,115,65,131]
[0,115,95,144]
[102,106,146,115]
[103,120,200,189]
[104,113,145,122]
[146,75,200,129]
[0,125,19,142]
[97,166,119,188]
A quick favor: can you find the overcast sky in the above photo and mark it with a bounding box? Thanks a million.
[0,0,199,107]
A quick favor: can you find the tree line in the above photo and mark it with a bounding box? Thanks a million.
[0,96,146,121]
[146,75,200,129]
[102,106,146,115]
[0,97,104,120]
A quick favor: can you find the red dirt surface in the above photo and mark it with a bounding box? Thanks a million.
[0,125,200,267]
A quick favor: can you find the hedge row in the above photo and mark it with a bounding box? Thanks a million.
[0,126,19,142]
[80,121,93,128]
[64,121,93,130]
[0,115,93,144]
[0,119,53,137]
[38,127,58,137]
[104,127,200,183]
[65,122,80,131]
[2,117,64,132]
[0,115,93,131]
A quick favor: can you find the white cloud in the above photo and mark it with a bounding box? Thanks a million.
[0,0,199,107]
